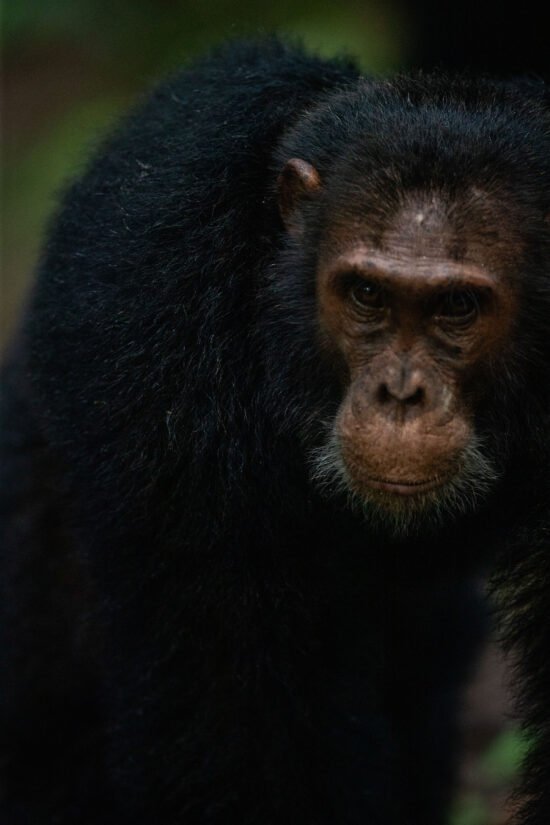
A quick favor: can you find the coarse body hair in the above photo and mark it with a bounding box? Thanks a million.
[1,37,550,825]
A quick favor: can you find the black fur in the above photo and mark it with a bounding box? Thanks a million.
[1,38,550,825]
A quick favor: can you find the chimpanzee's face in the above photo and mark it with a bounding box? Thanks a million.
[278,158,520,534]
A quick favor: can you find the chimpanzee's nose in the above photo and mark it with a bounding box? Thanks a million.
[376,366,426,412]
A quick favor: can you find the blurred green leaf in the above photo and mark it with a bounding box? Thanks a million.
[449,794,490,825]
[480,727,532,783]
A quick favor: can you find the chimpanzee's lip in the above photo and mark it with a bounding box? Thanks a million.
[365,476,444,495]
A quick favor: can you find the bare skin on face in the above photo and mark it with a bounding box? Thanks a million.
[317,198,518,500]
[278,158,520,513]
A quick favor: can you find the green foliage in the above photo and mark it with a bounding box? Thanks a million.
[5,0,94,41]
[449,726,531,825]
[449,795,490,825]
[480,728,532,784]
[4,0,406,74]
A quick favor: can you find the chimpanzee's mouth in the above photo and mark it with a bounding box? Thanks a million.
[365,476,444,495]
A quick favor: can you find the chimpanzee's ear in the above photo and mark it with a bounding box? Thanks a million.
[277,158,322,235]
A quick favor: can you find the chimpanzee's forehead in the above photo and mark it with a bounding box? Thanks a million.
[319,188,527,278]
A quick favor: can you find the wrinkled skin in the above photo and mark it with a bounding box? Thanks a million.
[279,161,519,526]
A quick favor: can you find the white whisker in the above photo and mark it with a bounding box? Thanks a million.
[308,427,500,538]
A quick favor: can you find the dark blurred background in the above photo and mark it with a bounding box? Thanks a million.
[4,0,549,348]
[2,2,548,823]
[3,0,408,347]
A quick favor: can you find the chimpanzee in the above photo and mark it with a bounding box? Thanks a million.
[1,38,550,825]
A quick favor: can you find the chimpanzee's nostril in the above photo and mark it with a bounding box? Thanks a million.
[377,382,425,407]
[407,386,424,405]
[377,383,393,405]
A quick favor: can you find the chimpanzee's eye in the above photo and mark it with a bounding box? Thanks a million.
[350,279,385,310]
[437,289,479,323]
